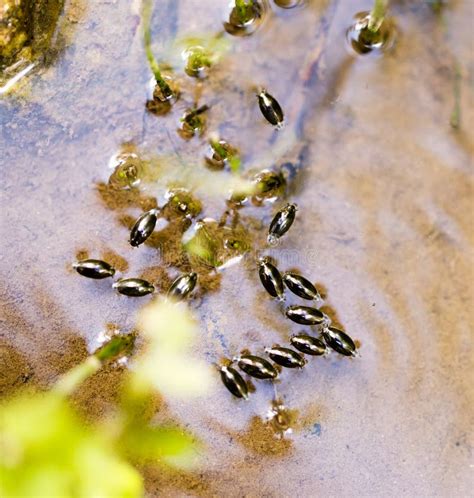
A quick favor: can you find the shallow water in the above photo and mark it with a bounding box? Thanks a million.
[1,0,473,496]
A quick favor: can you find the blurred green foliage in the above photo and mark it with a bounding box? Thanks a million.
[0,300,211,497]
[0,394,143,498]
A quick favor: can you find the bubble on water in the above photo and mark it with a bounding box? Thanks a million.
[224,1,267,37]
[346,11,396,56]
[108,150,143,190]
[253,169,287,205]
[273,0,304,8]
[183,46,212,79]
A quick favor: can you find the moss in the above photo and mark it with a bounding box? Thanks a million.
[0,0,64,70]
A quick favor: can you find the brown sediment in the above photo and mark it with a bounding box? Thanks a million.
[222,415,293,457]
[0,340,34,398]
[96,182,158,212]
[101,249,129,273]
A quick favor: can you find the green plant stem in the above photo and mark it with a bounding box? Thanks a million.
[53,356,102,396]
[369,0,388,32]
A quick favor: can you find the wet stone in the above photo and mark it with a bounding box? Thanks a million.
[0,0,64,74]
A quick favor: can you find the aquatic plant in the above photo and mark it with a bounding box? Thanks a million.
[346,0,396,55]
[142,0,175,102]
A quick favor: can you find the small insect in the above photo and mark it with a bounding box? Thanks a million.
[113,278,155,297]
[179,105,209,139]
[265,345,306,368]
[236,354,278,380]
[283,272,321,300]
[219,364,249,399]
[73,259,115,279]
[268,203,297,244]
[258,90,284,128]
[290,334,327,356]
[154,77,175,102]
[285,305,328,326]
[167,272,198,300]
[322,326,357,357]
[258,257,284,299]
[129,208,159,247]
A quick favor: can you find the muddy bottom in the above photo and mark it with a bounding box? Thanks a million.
[1,0,473,496]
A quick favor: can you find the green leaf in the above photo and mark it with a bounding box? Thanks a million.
[0,393,143,498]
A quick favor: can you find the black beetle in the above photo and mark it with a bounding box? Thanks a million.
[168,272,198,300]
[283,272,321,300]
[266,346,306,368]
[258,90,284,128]
[113,278,155,297]
[322,326,357,357]
[268,203,297,244]
[285,305,328,325]
[219,364,249,399]
[258,258,284,299]
[290,334,327,356]
[236,354,278,380]
[73,259,115,279]
[130,208,159,247]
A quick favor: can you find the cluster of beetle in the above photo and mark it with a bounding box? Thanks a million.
[73,207,198,301]
[219,202,358,400]
[75,0,362,403]
[75,81,286,294]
